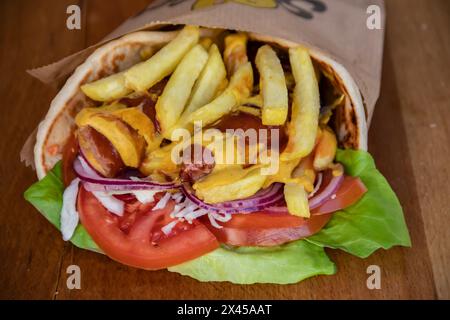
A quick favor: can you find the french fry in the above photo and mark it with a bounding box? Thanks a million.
[284,182,310,218]
[187,62,253,126]
[313,126,337,170]
[255,45,288,125]
[187,89,236,127]
[157,44,209,138]
[237,105,260,117]
[263,158,300,187]
[186,44,227,114]
[262,158,314,192]
[223,33,248,75]
[112,107,160,153]
[139,46,155,60]
[242,95,263,108]
[171,44,227,135]
[292,151,316,185]
[193,166,267,203]
[281,46,320,161]
[140,143,179,178]
[199,37,213,50]
[81,72,132,102]
[124,25,200,92]
[75,102,126,126]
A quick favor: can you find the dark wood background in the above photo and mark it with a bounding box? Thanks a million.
[0,0,449,299]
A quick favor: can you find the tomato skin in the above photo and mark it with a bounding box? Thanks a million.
[312,176,367,215]
[77,186,219,270]
[203,213,332,247]
[113,193,137,202]
[220,213,305,229]
[62,132,79,187]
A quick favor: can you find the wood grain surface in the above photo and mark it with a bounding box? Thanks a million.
[0,0,448,299]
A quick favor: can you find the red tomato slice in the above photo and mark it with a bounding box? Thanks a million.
[312,176,367,215]
[77,186,219,270]
[202,212,332,247]
[221,213,305,228]
[61,133,79,187]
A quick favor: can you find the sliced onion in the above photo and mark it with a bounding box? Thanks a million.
[83,182,158,204]
[264,206,289,214]
[74,156,178,191]
[308,172,344,210]
[210,211,232,222]
[266,169,345,213]
[152,193,171,211]
[207,213,223,229]
[161,220,178,235]
[133,190,159,204]
[92,191,125,216]
[79,151,103,177]
[60,178,80,241]
[308,172,323,199]
[181,183,284,214]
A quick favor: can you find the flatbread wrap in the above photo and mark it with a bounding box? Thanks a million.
[25,25,409,284]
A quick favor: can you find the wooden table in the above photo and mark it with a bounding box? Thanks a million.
[1,0,448,300]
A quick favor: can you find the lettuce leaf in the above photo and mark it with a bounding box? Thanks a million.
[24,149,410,284]
[24,163,101,252]
[168,242,336,284]
[306,149,411,258]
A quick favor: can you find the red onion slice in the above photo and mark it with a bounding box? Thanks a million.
[308,172,344,210]
[264,206,289,214]
[91,191,125,216]
[181,183,284,214]
[74,156,178,191]
[265,170,345,213]
[79,154,102,179]
[308,172,323,199]
[79,151,103,177]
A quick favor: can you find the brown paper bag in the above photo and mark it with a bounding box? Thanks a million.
[23,0,385,167]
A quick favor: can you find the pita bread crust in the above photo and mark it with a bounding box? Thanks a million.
[34,31,178,179]
[34,29,368,179]
[247,32,368,152]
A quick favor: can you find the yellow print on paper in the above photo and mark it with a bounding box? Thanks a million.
[193,0,277,10]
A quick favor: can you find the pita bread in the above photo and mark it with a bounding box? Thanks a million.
[34,28,368,179]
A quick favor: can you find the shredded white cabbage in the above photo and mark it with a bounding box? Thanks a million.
[210,211,232,222]
[133,190,159,204]
[161,220,179,235]
[81,186,226,230]
[164,192,227,228]
[92,191,125,216]
[152,192,171,211]
[207,213,223,229]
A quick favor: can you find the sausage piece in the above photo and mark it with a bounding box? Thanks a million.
[179,144,215,183]
[78,126,125,178]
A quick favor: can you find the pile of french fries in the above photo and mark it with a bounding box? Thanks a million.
[78,25,340,218]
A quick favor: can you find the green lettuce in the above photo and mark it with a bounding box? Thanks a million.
[168,242,335,284]
[306,149,411,257]
[24,149,410,284]
[24,163,101,252]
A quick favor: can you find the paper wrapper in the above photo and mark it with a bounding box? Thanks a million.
[22,0,385,168]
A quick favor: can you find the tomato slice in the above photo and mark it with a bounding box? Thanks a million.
[62,132,79,187]
[202,212,332,247]
[220,213,305,228]
[77,186,219,270]
[201,174,367,247]
[312,176,367,215]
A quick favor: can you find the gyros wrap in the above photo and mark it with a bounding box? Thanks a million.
[25,26,409,284]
